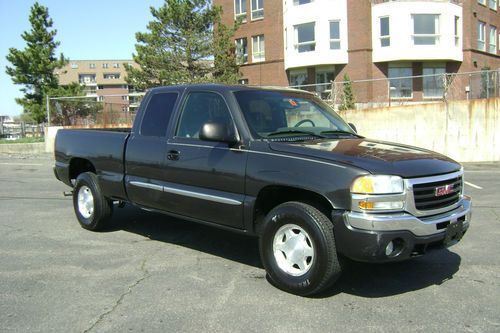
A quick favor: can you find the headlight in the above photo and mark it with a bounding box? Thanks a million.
[351,175,405,212]
[351,175,404,194]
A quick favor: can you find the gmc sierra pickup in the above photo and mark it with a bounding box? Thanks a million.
[54,84,471,296]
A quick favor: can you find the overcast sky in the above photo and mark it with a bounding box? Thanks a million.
[0,0,165,117]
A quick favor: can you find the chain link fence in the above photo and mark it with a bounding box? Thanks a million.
[48,93,145,127]
[289,69,500,110]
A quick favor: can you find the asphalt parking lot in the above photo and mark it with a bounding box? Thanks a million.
[0,153,499,332]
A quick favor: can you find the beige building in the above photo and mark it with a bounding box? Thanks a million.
[56,60,141,111]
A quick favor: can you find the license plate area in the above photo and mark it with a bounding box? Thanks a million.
[443,219,464,247]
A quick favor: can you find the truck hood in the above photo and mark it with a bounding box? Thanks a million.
[269,138,461,178]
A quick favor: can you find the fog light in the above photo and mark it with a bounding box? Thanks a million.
[385,241,394,256]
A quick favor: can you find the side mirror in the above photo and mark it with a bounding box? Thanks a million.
[199,122,239,146]
[348,122,357,133]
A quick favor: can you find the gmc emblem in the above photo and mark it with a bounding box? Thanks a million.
[435,184,454,197]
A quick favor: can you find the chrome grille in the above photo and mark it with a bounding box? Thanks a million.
[413,176,462,211]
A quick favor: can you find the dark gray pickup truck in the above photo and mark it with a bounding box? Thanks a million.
[54,84,471,296]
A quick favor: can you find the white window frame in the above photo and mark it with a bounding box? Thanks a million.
[478,21,486,51]
[489,0,497,10]
[234,0,247,21]
[423,64,446,98]
[251,0,263,20]
[412,14,440,45]
[454,16,460,47]
[329,20,341,50]
[252,35,265,62]
[289,69,308,88]
[235,38,248,64]
[478,0,486,5]
[89,63,96,69]
[489,26,497,53]
[102,63,109,69]
[388,64,413,99]
[294,22,316,53]
[380,16,390,47]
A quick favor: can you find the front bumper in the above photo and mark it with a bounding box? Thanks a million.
[332,196,471,263]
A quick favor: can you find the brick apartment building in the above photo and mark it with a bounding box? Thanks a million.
[215,0,500,102]
[56,60,141,111]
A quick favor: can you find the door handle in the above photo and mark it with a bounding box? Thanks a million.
[167,150,180,161]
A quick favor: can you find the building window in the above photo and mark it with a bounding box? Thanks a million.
[316,67,334,98]
[234,0,246,21]
[489,26,497,53]
[423,64,446,98]
[103,73,120,79]
[122,95,128,101]
[71,63,78,69]
[78,74,96,84]
[454,16,460,47]
[238,79,249,85]
[294,0,312,4]
[113,63,120,68]
[252,35,265,62]
[251,0,263,20]
[89,63,96,69]
[289,70,308,88]
[98,96,104,102]
[388,65,413,98]
[478,0,486,5]
[380,17,390,47]
[478,21,486,51]
[412,14,439,45]
[489,0,497,10]
[102,63,109,69]
[235,38,248,64]
[295,22,315,53]
[329,21,341,50]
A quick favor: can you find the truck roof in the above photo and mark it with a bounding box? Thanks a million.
[147,83,315,95]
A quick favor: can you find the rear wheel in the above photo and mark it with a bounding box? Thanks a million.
[259,202,341,296]
[73,172,113,231]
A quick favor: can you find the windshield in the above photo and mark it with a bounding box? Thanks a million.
[233,90,356,140]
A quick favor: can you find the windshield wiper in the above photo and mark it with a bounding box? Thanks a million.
[266,130,327,139]
[320,130,359,137]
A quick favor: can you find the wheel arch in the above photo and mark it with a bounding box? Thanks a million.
[69,157,96,182]
[252,185,334,234]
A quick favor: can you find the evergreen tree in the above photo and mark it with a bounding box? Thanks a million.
[5,2,66,123]
[339,73,356,111]
[126,0,240,90]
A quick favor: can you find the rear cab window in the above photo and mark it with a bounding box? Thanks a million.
[140,92,178,137]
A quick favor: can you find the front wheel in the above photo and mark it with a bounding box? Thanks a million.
[259,202,341,296]
[73,172,113,231]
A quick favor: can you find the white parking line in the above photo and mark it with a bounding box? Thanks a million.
[465,181,483,190]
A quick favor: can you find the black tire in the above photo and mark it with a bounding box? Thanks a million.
[72,172,113,231]
[259,202,341,296]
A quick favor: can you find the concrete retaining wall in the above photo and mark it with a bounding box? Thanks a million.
[0,142,45,155]
[339,98,500,162]
[41,99,499,162]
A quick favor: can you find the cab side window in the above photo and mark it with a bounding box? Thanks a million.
[176,92,232,139]
[140,92,178,137]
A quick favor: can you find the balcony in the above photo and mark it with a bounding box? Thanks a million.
[372,1,463,63]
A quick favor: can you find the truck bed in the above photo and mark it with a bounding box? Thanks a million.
[54,128,130,200]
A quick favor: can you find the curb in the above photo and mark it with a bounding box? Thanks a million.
[0,142,46,154]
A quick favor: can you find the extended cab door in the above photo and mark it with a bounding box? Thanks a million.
[162,90,247,229]
[124,90,179,210]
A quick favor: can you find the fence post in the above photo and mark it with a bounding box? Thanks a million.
[46,95,50,127]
